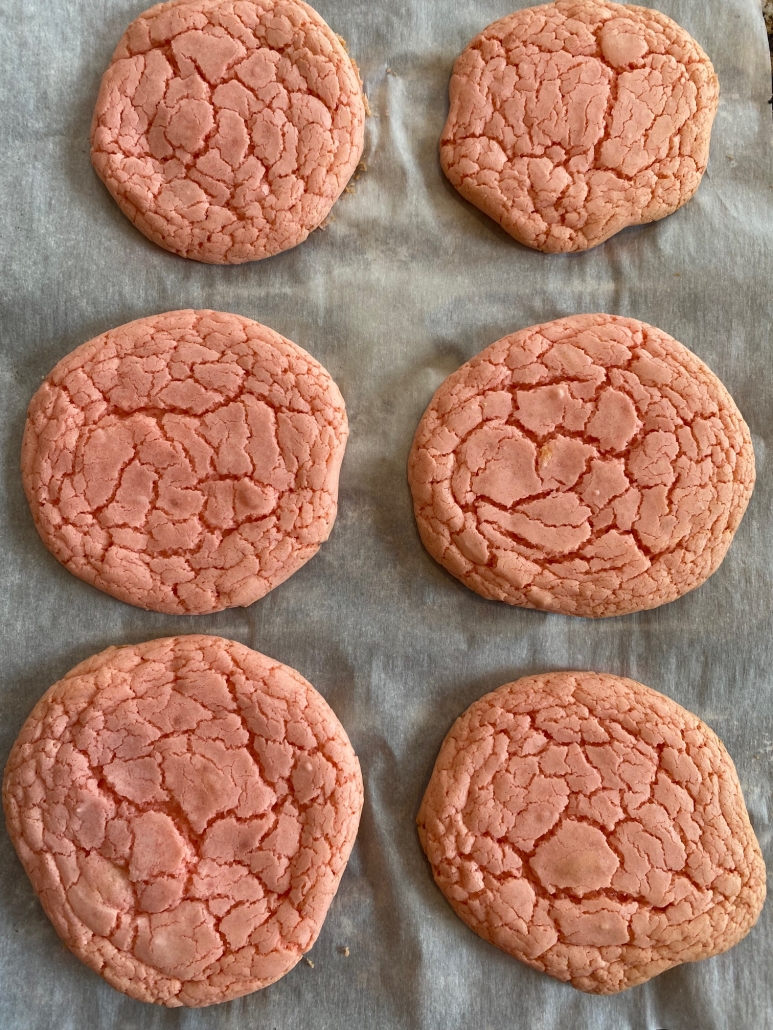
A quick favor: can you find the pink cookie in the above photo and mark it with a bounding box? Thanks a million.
[22,310,348,614]
[418,671,765,993]
[408,314,754,618]
[441,0,719,252]
[3,635,363,1007]
[91,0,365,263]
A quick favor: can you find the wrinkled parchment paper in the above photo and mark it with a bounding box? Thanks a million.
[0,0,771,1027]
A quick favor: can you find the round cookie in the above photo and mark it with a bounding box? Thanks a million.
[417,671,765,993]
[22,310,348,614]
[3,635,363,1007]
[408,314,754,618]
[91,0,365,263]
[441,0,719,252]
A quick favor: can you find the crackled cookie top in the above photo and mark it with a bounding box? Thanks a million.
[408,314,753,618]
[417,671,765,993]
[3,636,363,1007]
[91,0,365,263]
[22,310,348,614]
[441,0,719,252]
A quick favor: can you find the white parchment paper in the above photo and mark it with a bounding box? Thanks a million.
[0,0,771,1027]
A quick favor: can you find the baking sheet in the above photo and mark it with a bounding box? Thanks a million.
[1,0,772,1026]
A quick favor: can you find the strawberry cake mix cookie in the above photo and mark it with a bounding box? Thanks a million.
[417,671,765,993]
[441,0,719,252]
[3,635,364,1006]
[408,314,754,618]
[91,0,366,263]
[22,310,348,614]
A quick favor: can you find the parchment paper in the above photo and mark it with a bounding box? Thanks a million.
[0,0,771,1026]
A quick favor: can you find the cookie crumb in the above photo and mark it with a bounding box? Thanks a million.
[363,94,372,116]
[305,958,315,969]
[338,945,350,957]
[345,186,357,194]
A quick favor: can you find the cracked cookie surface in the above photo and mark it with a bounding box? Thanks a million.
[408,314,753,618]
[417,671,765,993]
[91,0,365,263]
[441,0,718,252]
[3,635,363,1007]
[22,310,348,614]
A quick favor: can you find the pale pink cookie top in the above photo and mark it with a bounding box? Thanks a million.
[3,635,363,1007]
[91,0,365,263]
[22,310,348,615]
[441,0,719,252]
[418,671,765,994]
[408,314,754,618]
